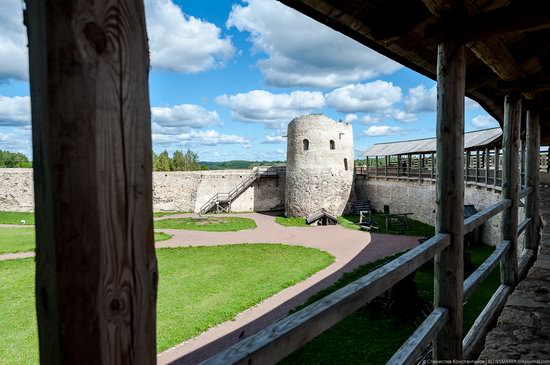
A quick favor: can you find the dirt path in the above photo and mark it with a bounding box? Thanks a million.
[156,212,420,364]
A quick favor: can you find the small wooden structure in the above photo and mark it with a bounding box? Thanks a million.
[306,208,339,226]
[23,0,547,363]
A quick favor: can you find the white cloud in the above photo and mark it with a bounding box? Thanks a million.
[227,0,401,88]
[0,96,31,126]
[153,129,250,147]
[361,114,382,124]
[384,108,417,123]
[0,0,27,81]
[325,81,402,113]
[404,84,437,113]
[343,114,358,123]
[145,0,234,73]
[216,90,324,125]
[151,104,221,132]
[363,125,406,137]
[472,115,499,129]
[262,134,286,144]
[465,97,482,110]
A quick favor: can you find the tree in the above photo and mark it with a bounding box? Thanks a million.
[0,150,32,168]
[156,150,171,171]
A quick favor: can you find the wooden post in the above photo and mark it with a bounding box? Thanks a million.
[494,147,499,187]
[407,154,411,178]
[434,41,465,361]
[501,93,522,286]
[397,155,401,178]
[465,150,471,182]
[485,147,490,185]
[521,138,526,188]
[375,156,379,177]
[419,154,423,179]
[476,149,480,184]
[385,156,388,177]
[26,0,158,363]
[525,109,541,254]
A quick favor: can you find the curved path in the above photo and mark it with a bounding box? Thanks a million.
[156,212,420,364]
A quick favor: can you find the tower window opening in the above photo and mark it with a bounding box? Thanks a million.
[344,158,348,171]
[330,140,335,150]
[303,139,309,151]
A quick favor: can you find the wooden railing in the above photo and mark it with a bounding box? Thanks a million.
[201,186,537,365]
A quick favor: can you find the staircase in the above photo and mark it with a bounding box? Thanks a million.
[355,199,372,214]
[199,168,262,215]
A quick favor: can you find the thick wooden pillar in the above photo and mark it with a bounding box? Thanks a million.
[501,93,522,286]
[434,41,465,360]
[26,0,158,363]
[525,109,541,254]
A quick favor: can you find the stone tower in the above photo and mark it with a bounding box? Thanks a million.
[285,114,354,217]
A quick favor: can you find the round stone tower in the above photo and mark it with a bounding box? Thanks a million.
[285,114,354,217]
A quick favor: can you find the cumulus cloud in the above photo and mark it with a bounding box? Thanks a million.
[0,0,27,81]
[262,134,286,144]
[384,108,417,123]
[151,104,221,132]
[0,129,32,155]
[404,84,437,113]
[472,115,499,129]
[216,90,324,126]
[343,114,358,123]
[153,129,250,147]
[363,125,406,137]
[145,0,235,73]
[361,114,382,124]
[325,81,402,113]
[0,96,31,126]
[227,0,400,88]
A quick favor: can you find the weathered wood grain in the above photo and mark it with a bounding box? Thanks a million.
[501,93,522,286]
[463,240,510,301]
[462,285,512,359]
[517,218,532,237]
[201,233,450,365]
[525,110,541,253]
[463,199,511,234]
[434,40,465,361]
[25,0,157,363]
[387,307,449,365]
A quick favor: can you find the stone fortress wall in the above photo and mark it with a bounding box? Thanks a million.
[0,168,285,213]
[285,114,354,217]
[355,177,526,246]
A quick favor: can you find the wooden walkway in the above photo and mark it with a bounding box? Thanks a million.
[479,185,550,360]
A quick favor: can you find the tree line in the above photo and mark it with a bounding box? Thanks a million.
[0,150,32,168]
[153,149,207,171]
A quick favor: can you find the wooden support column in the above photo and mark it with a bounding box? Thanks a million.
[434,41,465,361]
[407,154,411,178]
[485,147,490,185]
[431,152,435,180]
[521,139,526,188]
[375,156,379,177]
[525,109,541,254]
[476,149,480,184]
[494,147,500,187]
[465,150,471,182]
[397,155,401,178]
[419,154,423,179]
[501,93,522,286]
[26,0,158,363]
[384,156,388,177]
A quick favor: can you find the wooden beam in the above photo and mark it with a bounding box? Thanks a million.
[500,93,522,286]
[434,40,465,361]
[525,109,541,254]
[25,0,158,363]
[425,3,550,43]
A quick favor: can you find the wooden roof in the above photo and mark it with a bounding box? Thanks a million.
[278,0,550,144]
[365,127,501,156]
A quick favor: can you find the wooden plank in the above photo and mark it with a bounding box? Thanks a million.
[26,0,157,363]
[501,93,522,286]
[519,186,533,200]
[517,218,531,237]
[434,40,466,361]
[525,110,541,253]
[463,240,510,301]
[462,285,512,360]
[202,234,450,365]
[386,307,449,365]
[464,199,511,234]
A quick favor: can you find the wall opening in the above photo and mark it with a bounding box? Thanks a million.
[330,140,335,150]
[303,139,309,151]
[344,158,348,171]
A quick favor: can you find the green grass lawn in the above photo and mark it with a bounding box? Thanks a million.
[0,244,334,364]
[0,212,35,225]
[0,228,35,254]
[153,211,190,218]
[281,243,499,364]
[154,232,172,242]
[275,214,309,227]
[155,216,257,232]
[340,213,435,237]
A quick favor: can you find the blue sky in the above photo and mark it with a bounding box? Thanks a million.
[0,0,499,161]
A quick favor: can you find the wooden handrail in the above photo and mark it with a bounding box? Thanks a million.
[519,186,533,199]
[462,285,512,359]
[201,233,450,365]
[463,240,510,301]
[386,307,448,365]
[517,217,531,236]
[464,199,512,234]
